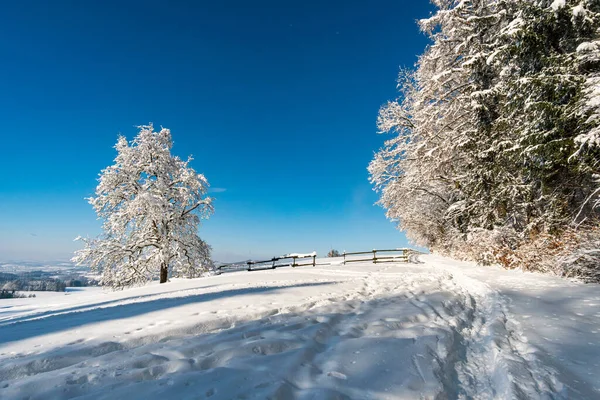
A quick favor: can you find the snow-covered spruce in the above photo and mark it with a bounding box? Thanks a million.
[73,124,213,289]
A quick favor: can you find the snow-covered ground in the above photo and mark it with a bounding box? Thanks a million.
[0,255,598,399]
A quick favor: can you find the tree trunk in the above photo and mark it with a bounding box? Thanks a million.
[160,265,168,284]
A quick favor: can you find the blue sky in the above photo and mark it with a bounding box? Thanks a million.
[0,0,433,262]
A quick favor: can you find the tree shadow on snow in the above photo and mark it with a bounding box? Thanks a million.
[0,284,221,326]
[0,292,451,400]
[0,282,336,345]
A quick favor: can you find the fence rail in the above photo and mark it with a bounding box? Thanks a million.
[216,253,316,273]
[342,248,417,264]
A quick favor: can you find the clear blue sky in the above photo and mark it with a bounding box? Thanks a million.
[0,0,433,262]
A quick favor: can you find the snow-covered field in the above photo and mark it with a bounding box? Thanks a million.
[0,255,598,399]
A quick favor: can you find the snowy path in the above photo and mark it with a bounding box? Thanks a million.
[0,256,598,399]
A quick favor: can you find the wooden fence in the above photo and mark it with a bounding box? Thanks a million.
[341,248,416,264]
[215,248,421,274]
[216,253,316,273]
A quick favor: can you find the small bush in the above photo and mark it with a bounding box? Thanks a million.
[327,249,341,257]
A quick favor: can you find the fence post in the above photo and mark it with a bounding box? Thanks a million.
[343,251,346,265]
[247,261,252,271]
[272,259,276,269]
[292,256,296,267]
[373,250,377,264]
[312,254,316,267]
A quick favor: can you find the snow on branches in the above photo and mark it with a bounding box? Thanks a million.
[73,124,214,288]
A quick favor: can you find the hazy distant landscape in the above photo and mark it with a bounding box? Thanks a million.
[0,260,79,274]
[0,261,99,298]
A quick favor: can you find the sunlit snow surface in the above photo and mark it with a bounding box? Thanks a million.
[1,255,599,399]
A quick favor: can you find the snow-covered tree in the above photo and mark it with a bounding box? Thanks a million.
[571,1,600,217]
[73,124,214,288]
[370,0,517,252]
[2,281,18,293]
[370,0,600,279]
[493,0,600,231]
